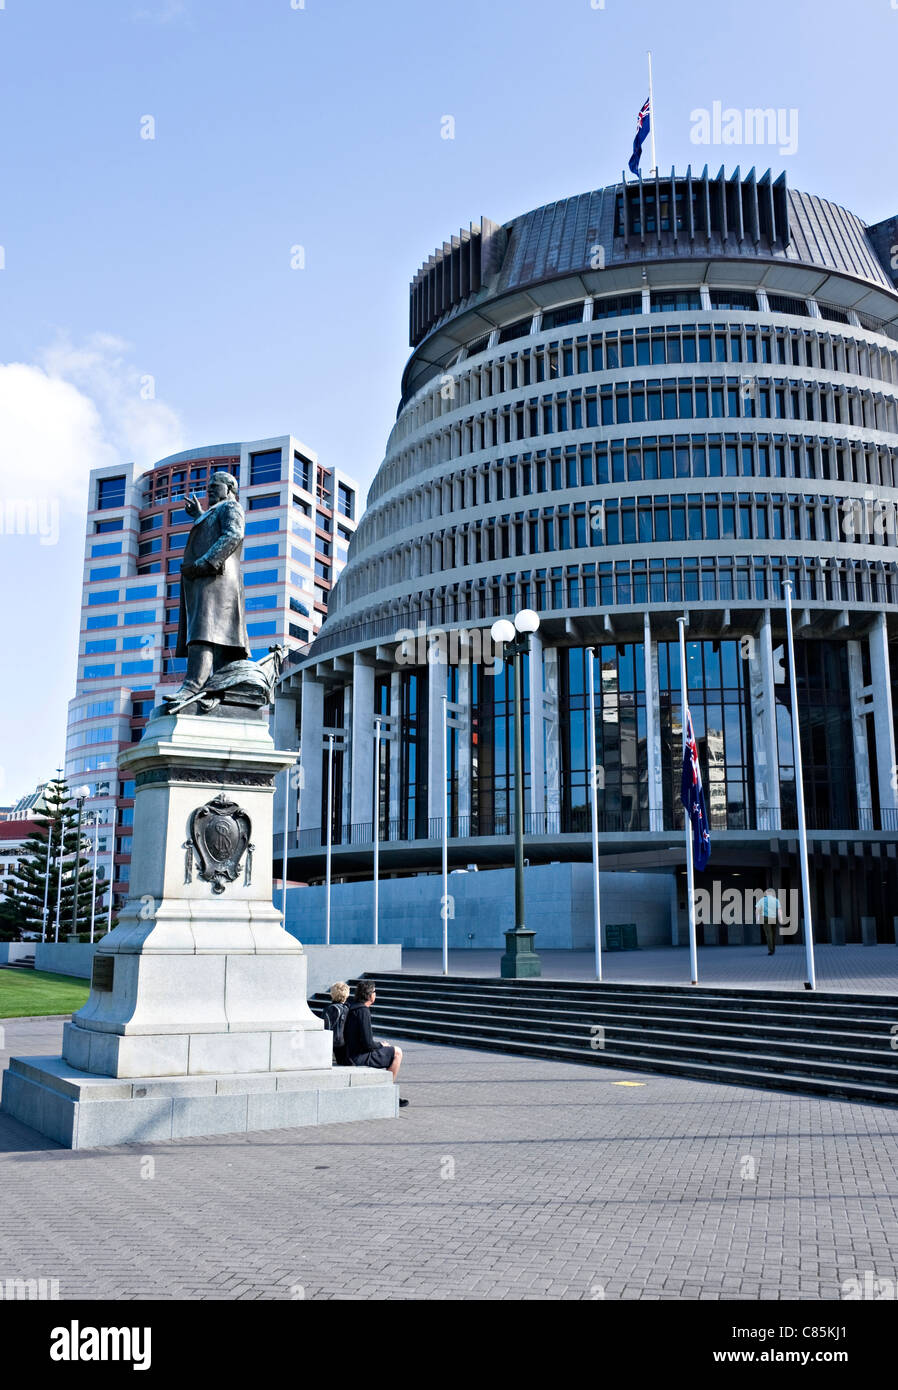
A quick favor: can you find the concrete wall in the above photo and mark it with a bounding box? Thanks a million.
[301,945,403,999]
[35,943,100,978]
[283,864,674,950]
[0,944,37,965]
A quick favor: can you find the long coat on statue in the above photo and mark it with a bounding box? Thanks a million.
[176,498,250,661]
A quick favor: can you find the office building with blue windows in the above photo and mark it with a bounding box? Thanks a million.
[278,170,898,948]
[66,438,358,915]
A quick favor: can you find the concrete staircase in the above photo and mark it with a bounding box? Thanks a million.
[309,973,898,1107]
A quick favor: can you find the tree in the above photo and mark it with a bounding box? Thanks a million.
[0,888,32,940]
[5,779,108,937]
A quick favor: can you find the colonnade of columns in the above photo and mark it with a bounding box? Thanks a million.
[278,613,898,842]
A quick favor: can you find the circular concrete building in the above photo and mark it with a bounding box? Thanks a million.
[278,169,898,948]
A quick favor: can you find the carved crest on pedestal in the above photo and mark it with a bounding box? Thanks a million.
[184,793,254,893]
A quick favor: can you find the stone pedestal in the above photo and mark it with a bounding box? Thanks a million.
[1,710,396,1147]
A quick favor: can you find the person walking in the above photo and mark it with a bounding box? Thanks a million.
[344,980,408,1106]
[755,889,783,955]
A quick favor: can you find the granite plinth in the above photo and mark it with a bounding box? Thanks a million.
[1,1055,397,1149]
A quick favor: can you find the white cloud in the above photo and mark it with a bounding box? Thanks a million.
[132,1,189,23]
[0,332,185,510]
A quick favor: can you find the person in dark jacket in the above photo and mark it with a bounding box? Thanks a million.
[321,981,349,1065]
[344,981,408,1106]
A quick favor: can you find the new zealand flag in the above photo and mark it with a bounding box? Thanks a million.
[628,98,651,175]
[680,709,711,870]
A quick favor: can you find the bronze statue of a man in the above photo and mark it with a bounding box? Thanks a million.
[169,471,250,701]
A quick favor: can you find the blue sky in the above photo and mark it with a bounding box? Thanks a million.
[1,0,896,801]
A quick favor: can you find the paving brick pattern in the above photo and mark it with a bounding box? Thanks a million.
[2,1016,898,1301]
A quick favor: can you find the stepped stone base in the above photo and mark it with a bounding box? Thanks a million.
[1,1055,397,1149]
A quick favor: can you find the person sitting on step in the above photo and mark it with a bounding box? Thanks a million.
[321,981,350,1066]
[344,980,408,1106]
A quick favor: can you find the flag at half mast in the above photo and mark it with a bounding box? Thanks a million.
[628,97,651,175]
[680,709,711,871]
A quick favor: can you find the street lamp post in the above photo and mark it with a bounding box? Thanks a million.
[69,786,91,940]
[490,609,542,979]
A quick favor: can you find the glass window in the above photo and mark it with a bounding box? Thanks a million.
[97,476,126,510]
[293,453,313,491]
[249,449,282,486]
[248,493,279,510]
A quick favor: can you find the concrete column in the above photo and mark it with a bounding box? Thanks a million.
[389,671,401,825]
[427,655,448,822]
[527,633,546,816]
[299,674,324,833]
[543,646,561,827]
[272,693,299,852]
[748,613,780,830]
[342,685,353,835]
[847,640,873,821]
[350,652,375,829]
[869,613,898,816]
[456,663,473,825]
[643,613,663,831]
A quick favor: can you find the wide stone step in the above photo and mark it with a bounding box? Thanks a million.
[310,977,898,1107]
[391,1022,898,1105]
[312,984,898,1039]
[326,988,897,1040]
[357,973,898,1018]
[337,999,898,1063]
[363,1006,898,1084]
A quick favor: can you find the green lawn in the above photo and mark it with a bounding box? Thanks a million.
[0,968,90,1019]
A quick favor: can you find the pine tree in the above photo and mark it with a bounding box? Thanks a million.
[5,779,109,938]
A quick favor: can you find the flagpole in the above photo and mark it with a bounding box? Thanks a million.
[442,695,449,978]
[647,51,657,176]
[373,717,381,947]
[678,617,698,985]
[784,582,817,990]
[587,647,603,983]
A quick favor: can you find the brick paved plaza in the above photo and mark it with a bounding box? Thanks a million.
[2,1011,897,1301]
